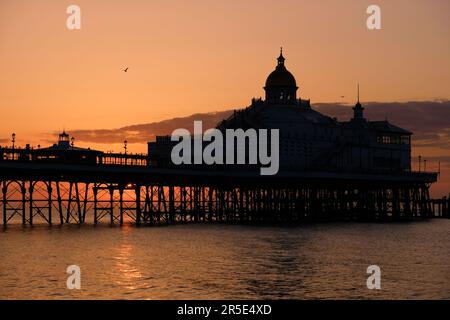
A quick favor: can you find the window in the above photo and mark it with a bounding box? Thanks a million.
[401,135,410,145]
[377,136,391,144]
[391,135,400,144]
[377,135,410,145]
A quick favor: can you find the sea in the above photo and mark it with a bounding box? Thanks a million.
[0,220,449,299]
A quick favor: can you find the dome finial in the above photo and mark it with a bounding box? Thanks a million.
[353,83,365,121]
[277,47,285,66]
[357,83,360,103]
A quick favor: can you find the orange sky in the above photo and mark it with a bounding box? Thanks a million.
[0,0,449,196]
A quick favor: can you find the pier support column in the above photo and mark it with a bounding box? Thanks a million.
[169,186,175,224]
[93,186,98,224]
[135,185,141,225]
[66,183,73,223]
[109,186,114,224]
[119,187,124,225]
[48,183,52,225]
[82,183,89,223]
[75,183,82,224]
[2,182,6,226]
[56,182,64,225]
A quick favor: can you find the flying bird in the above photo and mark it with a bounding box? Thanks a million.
[123,67,129,72]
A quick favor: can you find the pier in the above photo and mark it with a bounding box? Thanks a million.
[0,146,442,226]
[1,51,446,226]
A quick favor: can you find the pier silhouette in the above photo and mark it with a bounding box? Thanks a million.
[0,136,443,226]
[0,52,445,226]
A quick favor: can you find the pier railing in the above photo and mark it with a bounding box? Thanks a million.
[0,147,439,182]
[0,147,148,166]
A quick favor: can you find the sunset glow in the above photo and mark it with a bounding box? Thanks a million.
[1,0,449,197]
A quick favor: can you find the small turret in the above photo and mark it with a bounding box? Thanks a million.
[352,84,366,122]
[58,130,71,149]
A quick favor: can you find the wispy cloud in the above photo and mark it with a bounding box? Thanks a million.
[65,111,233,144]
[64,100,450,148]
[314,100,450,149]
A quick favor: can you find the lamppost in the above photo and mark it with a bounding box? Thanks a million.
[124,140,128,154]
[12,133,16,150]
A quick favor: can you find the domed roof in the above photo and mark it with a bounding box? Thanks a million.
[265,50,297,88]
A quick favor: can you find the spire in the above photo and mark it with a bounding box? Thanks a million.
[355,83,362,107]
[353,83,365,121]
[357,83,360,103]
[277,46,285,66]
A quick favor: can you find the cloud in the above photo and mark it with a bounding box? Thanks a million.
[66,111,233,144]
[66,100,450,149]
[315,100,450,149]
